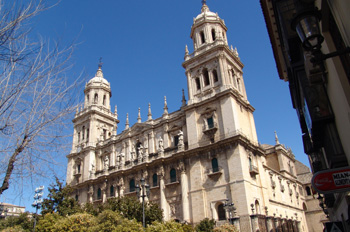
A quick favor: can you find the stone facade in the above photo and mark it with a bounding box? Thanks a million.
[66,2,319,231]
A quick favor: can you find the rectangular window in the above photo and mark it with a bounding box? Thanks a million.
[174,135,179,147]
[207,117,214,129]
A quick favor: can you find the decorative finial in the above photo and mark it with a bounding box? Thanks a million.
[275,131,280,145]
[137,107,141,123]
[181,89,186,107]
[163,96,168,118]
[114,105,118,119]
[125,113,129,130]
[96,57,104,78]
[147,103,152,121]
[184,45,190,60]
[201,0,209,13]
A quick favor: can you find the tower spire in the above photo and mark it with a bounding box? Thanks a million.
[137,107,141,123]
[181,89,186,107]
[163,96,168,118]
[147,103,152,121]
[96,57,104,78]
[125,113,129,130]
[275,131,280,145]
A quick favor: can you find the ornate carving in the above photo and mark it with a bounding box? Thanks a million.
[178,160,185,173]
[158,166,165,178]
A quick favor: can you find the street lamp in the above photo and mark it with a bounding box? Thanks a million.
[292,8,350,63]
[223,199,236,224]
[32,186,44,232]
[136,178,150,228]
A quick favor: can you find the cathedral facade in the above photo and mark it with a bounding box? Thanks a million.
[67,3,315,231]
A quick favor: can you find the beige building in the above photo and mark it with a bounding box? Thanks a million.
[67,2,318,231]
[260,0,350,227]
[0,203,25,218]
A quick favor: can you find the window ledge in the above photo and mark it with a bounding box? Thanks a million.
[207,170,222,178]
[165,181,180,187]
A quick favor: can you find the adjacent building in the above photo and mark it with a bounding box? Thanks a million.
[260,0,350,227]
[67,2,321,231]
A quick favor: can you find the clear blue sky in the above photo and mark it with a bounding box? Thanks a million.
[3,0,310,212]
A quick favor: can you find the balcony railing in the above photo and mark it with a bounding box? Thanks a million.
[249,165,259,176]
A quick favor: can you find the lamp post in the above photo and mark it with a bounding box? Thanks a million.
[291,8,350,63]
[223,199,236,224]
[136,178,150,228]
[32,186,44,232]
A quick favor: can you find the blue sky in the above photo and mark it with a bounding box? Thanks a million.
[2,0,310,212]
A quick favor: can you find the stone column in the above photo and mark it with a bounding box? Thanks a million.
[250,215,259,232]
[114,184,119,198]
[296,221,301,232]
[179,161,189,222]
[266,216,274,232]
[232,217,241,232]
[149,131,154,154]
[102,181,107,203]
[159,166,168,221]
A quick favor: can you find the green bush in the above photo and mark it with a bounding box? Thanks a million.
[146,220,194,232]
[213,223,238,232]
[0,213,32,232]
[195,218,216,232]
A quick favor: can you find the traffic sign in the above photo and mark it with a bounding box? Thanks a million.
[312,167,350,194]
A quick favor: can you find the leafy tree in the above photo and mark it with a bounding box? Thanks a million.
[35,213,63,232]
[195,218,216,232]
[146,220,194,232]
[89,210,143,232]
[0,213,32,232]
[101,197,163,226]
[50,213,95,232]
[40,177,81,216]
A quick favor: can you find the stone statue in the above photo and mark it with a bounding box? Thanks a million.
[104,156,109,171]
[158,137,164,152]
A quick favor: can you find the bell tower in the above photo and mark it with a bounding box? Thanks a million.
[183,1,258,146]
[72,64,119,150]
[183,1,248,105]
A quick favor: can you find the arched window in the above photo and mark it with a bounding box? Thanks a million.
[110,185,114,197]
[77,164,81,174]
[305,186,311,196]
[200,31,205,44]
[255,200,260,214]
[153,173,158,187]
[195,78,201,90]
[212,158,219,172]
[213,69,218,82]
[94,93,98,104]
[203,68,210,86]
[170,168,177,183]
[82,126,85,140]
[217,203,226,220]
[78,132,80,142]
[87,94,89,104]
[211,29,216,41]
[129,179,135,192]
[97,188,102,200]
[207,117,214,129]
[103,95,106,106]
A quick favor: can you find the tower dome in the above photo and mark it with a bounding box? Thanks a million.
[87,65,110,88]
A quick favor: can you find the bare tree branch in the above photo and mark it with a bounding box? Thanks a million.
[0,0,81,196]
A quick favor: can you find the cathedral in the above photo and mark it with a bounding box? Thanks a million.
[66,2,322,231]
